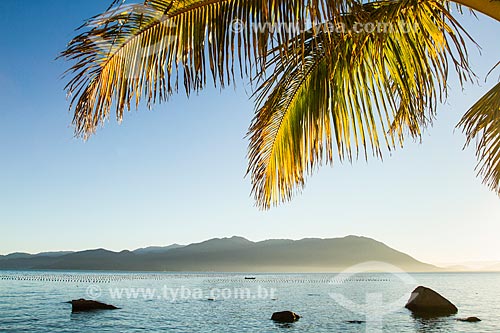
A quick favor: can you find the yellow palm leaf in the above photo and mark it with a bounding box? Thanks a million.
[248,0,474,209]
[459,81,500,195]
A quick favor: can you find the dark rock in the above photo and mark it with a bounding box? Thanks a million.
[70,299,119,312]
[456,317,481,322]
[271,311,300,323]
[405,286,457,316]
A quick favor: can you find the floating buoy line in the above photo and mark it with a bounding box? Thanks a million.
[0,273,392,284]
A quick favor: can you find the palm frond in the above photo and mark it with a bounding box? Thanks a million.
[248,0,473,209]
[61,0,356,138]
[458,82,500,195]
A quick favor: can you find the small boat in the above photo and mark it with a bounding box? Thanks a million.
[244,277,256,280]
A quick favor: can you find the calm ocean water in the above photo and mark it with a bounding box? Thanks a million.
[0,271,498,332]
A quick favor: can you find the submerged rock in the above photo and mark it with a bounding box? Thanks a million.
[271,311,301,323]
[405,286,457,316]
[457,317,481,322]
[70,299,119,312]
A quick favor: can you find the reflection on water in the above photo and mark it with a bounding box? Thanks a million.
[411,312,455,332]
[272,322,296,329]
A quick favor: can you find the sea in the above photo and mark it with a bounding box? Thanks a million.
[0,271,498,332]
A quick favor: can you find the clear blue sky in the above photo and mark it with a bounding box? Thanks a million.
[0,0,499,264]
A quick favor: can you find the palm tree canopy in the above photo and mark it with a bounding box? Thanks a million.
[61,0,499,209]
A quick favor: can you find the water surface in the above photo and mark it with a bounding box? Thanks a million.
[0,271,498,332]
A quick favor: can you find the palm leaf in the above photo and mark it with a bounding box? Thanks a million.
[458,81,500,195]
[61,0,357,138]
[248,0,473,209]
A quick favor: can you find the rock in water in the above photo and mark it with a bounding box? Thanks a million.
[70,299,119,312]
[405,286,457,316]
[271,311,301,323]
[457,317,481,322]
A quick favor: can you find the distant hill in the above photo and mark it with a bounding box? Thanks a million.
[438,260,500,272]
[133,244,185,254]
[0,236,439,272]
[2,252,32,260]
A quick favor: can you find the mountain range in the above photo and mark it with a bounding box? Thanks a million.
[0,236,440,272]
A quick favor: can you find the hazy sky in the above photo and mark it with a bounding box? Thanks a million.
[0,0,499,265]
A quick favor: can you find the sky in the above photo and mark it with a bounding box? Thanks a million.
[0,0,499,265]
